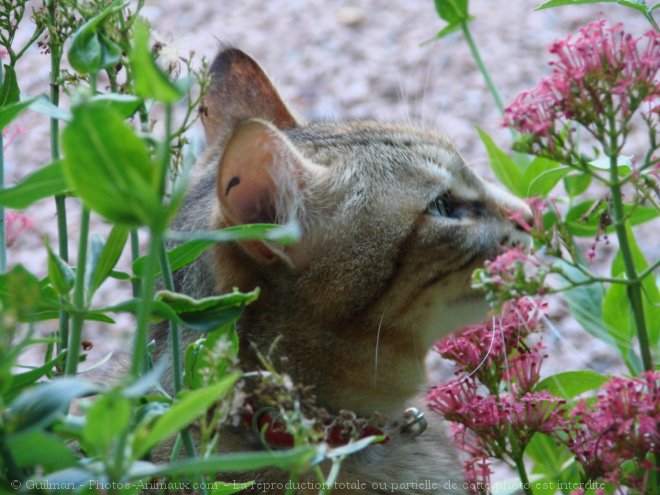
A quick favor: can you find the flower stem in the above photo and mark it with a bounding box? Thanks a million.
[644,12,659,32]
[513,455,533,495]
[130,228,160,376]
[460,21,505,115]
[130,229,141,297]
[48,0,70,362]
[64,207,90,375]
[158,244,183,392]
[607,118,654,373]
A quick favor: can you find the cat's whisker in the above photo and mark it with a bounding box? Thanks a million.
[395,70,413,127]
[460,315,498,382]
[373,311,386,385]
[419,58,436,128]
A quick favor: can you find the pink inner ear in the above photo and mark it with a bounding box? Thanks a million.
[217,121,279,226]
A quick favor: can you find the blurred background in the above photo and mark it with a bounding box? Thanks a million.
[4,1,651,374]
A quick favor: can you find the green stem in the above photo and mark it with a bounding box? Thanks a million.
[130,229,159,376]
[158,242,198,461]
[64,207,90,375]
[157,244,182,392]
[49,1,70,362]
[130,229,141,297]
[607,117,653,373]
[608,114,658,492]
[644,12,659,32]
[460,21,505,115]
[513,455,533,495]
[0,61,5,274]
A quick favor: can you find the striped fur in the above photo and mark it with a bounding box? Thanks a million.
[152,49,530,494]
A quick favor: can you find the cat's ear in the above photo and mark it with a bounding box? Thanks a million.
[216,119,320,267]
[200,48,298,144]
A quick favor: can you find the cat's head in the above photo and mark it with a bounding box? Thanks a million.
[198,49,529,409]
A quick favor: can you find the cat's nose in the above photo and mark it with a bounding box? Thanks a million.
[483,182,532,226]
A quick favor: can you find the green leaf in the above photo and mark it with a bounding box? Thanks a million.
[83,392,131,453]
[132,371,241,458]
[129,21,182,103]
[434,0,470,23]
[91,225,129,292]
[611,226,660,349]
[128,445,318,479]
[564,173,592,197]
[6,430,78,472]
[122,360,167,398]
[61,104,161,227]
[0,265,42,321]
[135,223,300,277]
[522,158,566,197]
[0,161,68,209]
[432,23,464,39]
[85,234,105,290]
[535,370,609,399]
[536,0,649,15]
[326,435,383,458]
[0,64,20,106]
[565,201,658,237]
[184,325,239,389]
[156,289,260,332]
[25,93,72,121]
[477,127,524,196]
[3,353,63,402]
[46,241,75,296]
[524,432,571,478]
[104,298,180,323]
[67,1,123,74]
[88,93,143,118]
[603,282,639,370]
[0,96,38,130]
[8,377,99,434]
[555,261,612,348]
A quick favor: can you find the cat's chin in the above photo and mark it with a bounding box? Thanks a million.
[442,293,491,330]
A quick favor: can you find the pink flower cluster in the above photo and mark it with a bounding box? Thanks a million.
[433,297,545,380]
[428,299,565,494]
[503,20,659,137]
[568,372,660,493]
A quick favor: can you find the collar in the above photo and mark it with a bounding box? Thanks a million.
[241,402,427,449]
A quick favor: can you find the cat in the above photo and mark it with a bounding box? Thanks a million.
[151,48,531,494]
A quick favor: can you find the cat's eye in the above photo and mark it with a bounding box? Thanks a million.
[427,193,453,218]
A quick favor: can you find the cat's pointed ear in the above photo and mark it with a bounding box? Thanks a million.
[200,48,298,144]
[216,119,319,267]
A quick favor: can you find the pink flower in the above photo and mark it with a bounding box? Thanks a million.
[484,245,529,282]
[504,21,660,136]
[2,126,26,151]
[505,346,546,395]
[0,48,7,59]
[567,371,660,491]
[433,297,545,380]
[6,211,32,247]
[464,456,492,495]
[507,391,567,438]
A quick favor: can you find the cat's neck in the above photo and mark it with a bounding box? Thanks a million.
[234,293,427,418]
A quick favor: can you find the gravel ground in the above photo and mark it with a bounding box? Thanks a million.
[5,2,654,384]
